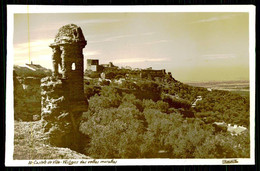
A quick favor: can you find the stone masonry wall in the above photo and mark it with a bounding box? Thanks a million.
[41,76,88,151]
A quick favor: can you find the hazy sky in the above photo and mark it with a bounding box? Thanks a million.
[13,12,249,82]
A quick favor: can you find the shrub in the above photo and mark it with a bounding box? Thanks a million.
[122,94,144,112]
[164,119,213,158]
[142,99,169,113]
[80,106,145,158]
[194,131,250,158]
[121,80,139,90]
[79,71,250,159]
[84,85,101,99]
[161,94,191,109]
[115,75,124,79]
[100,80,110,86]
[136,80,161,92]
[85,71,100,78]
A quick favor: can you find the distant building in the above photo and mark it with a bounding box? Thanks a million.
[86,59,99,71]
[140,69,166,79]
[213,121,247,135]
[25,62,49,72]
[228,125,247,135]
[100,62,115,68]
[86,59,117,72]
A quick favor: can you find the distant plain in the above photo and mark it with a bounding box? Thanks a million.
[186,80,249,98]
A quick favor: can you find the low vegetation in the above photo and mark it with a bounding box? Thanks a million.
[81,69,250,158]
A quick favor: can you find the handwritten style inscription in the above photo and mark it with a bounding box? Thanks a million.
[28,159,117,165]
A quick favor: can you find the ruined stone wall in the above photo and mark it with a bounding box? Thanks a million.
[14,76,42,121]
[41,76,88,151]
[40,24,88,151]
[41,77,72,147]
[86,59,99,71]
[140,69,166,79]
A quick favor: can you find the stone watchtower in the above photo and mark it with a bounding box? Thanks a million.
[49,24,87,102]
[41,24,88,150]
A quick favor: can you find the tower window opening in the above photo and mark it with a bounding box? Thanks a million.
[72,63,76,70]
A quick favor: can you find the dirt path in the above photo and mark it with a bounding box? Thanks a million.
[13,120,91,160]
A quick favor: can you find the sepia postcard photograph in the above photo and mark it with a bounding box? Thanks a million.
[5,5,255,166]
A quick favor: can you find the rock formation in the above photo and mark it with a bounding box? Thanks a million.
[41,24,88,151]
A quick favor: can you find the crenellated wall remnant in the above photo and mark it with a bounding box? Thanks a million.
[140,69,167,79]
[41,24,88,150]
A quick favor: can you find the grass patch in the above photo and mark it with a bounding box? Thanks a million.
[13,120,91,160]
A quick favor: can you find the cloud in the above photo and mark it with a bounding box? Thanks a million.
[112,57,168,64]
[13,54,53,69]
[202,54,236,60]
[14,39,53,65]
[83,50,101,56]
[140,32,156,36]
[104,34,136,41]
[90,32,156,44]
[190,14,241,24]
[90,33,136,44]
[14,38,53,52]
[75,19,122,25]
[14,39,53,68]
[194,17,220,23]
[26,19,122,37]
[143,40,170,45]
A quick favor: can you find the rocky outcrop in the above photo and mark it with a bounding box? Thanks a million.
[41,77,71,146]
[41,76,88,150]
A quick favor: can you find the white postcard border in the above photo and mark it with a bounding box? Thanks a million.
[5,5,256,166]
